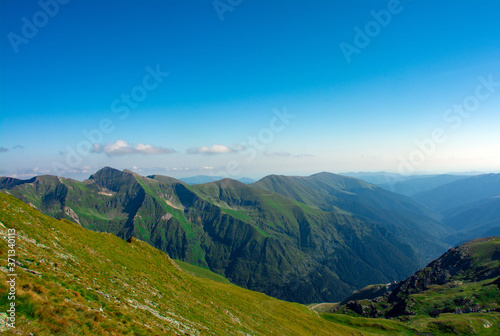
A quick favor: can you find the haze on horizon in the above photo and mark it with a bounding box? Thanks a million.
[1,0,499,181]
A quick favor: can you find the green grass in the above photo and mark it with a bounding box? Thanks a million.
[174,260,231,284]
[322,312,500,336]
[411,277,500,315]
[220,208,253,223]
[321,313,416,335]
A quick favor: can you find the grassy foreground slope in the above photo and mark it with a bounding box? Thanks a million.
[0,192,368,336]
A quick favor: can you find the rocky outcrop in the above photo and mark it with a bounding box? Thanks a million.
[334,237,500,318]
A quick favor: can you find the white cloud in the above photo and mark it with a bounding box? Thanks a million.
[131,166,144,173]
[187,144,238,155]
[232,144,247,151]
[165,167,191,171]
[91,139,175,156]
[8,167,52,179]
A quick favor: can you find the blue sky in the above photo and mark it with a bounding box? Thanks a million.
[1,0,500,180]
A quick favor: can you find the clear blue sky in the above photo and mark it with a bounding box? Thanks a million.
[1,0,500,180]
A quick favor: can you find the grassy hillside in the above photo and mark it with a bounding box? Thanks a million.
[173,259,231,284]
[322,312,500,336]
[0,192,367,335]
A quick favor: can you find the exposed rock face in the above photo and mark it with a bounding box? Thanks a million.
[387,244,474,300]
[64,206,80,224]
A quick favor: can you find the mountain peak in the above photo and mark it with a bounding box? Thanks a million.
[88,167,137,191]
[90,166,124,177]
[214,177,246,188]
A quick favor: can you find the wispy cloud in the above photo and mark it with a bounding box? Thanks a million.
[294,153,315,158]
[91,139,175,157]
[9,167,51,179]
[263,151,314,158]
[360,154,382,160]
[263,151,292,157]
[164,166,216,171]
[187,144,239,155]
[0,145,26,153]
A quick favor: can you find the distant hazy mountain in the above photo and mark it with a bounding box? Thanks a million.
[411,174,500,243]
[442,197,500,243]
[412,173,500,212]
[340,172,408,185]
[342,172,471,197]
[0,167,447,303]
[178,175,255,185]
[377,174,471,196]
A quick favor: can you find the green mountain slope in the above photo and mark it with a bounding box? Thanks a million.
[252,172,448,262]
[0,192,368,335]
[0,168,444,303]
[190,178,421,301]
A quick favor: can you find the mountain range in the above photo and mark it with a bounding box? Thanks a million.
[0,167,448,304]
[1,168,499,305]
